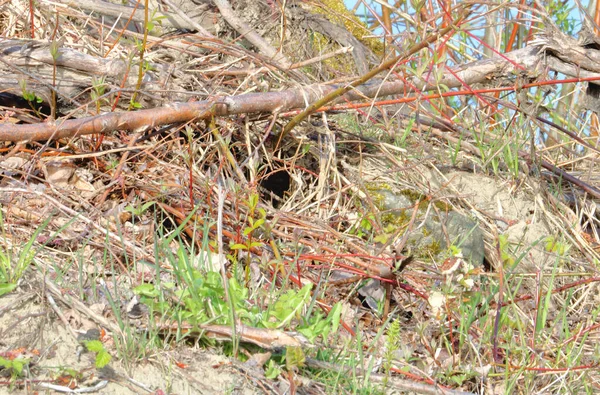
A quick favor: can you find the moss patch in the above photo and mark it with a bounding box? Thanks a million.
[310,0,384,55]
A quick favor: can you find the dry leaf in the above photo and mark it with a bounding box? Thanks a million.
[43,161,75,187]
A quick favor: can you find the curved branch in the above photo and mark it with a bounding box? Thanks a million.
[3,29,600,145]
[211,0,292,69]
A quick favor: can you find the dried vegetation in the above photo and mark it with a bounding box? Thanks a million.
[0,0,600,394]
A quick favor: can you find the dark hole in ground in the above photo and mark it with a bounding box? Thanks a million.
[483,256,492,272]
[399,309,413,322]
[158,213,180,234]
[260,168,290,207]
[0,92,55,117]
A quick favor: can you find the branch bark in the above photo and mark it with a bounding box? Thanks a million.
[1,29,599,144]
[211,0,292,69]
[50,0,217,36]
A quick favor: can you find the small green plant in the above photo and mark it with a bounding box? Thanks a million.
[0,355,29,383]
[503,141,520,178]
[498,234,516,268]
[131,210,342,374]
[49,39,61,62]
[0,250,18,296]
[136,269,340,341]
[0,212,48,296]
[545,0,576,35]
[382,319,400,392]
[449,131,463,166]
[396,118,414,147]
[146,10,167,33]
[19,79,43,115]
[83,340,112,369]
[129,98,143,109]
[124,200,156,216]
[544,235,571,256]
[285,346,306,371]
[20,84,43,104]
[91,76,108,113]
[230,192,266,284]
[265,359,282,379]
[350,213,375,239]
[442,368,479,387]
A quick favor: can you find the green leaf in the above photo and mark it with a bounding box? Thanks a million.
[329,302,342,333]
[125,201,155,215]
[134,283,159,298]
[0,283,17,297]
[248,241,263,249]
[373,233,389,244]
[95,350,111,368]
[49,40,60,59]
[269,284,312,327]
[230,244,248,250]
[298,327,317,343]
[285,346,305,369]
[248,193,259,210]
[11,359,24,374]
[0,357,11,368]
[265,360,281,379]
[85,340,104,353]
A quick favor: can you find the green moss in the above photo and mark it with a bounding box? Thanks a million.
[400,189,451,212]
[423,238,443,257]
[406,233,443,260]
[311,32,354,74]
[310,0,384,55]
[433,200,451,212]
[361,184,452,262]
[306,0,384,74]
[380,211,409,228]
[399,189,424,202]
[365,182,392,192]
[364,183,392,211]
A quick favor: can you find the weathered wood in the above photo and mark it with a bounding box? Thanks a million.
[0,39,167,108]
[52,0,217,36]
[1,29,599,146]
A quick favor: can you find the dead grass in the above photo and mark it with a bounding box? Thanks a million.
[0,1,599,394]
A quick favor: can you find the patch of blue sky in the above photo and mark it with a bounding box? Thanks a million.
[340,1,594,148]
[345,1,586,50]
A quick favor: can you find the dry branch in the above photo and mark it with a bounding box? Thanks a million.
[0,38,160,106]
[161,0,215,38]
[0,39,126,76]
[153,323,306,349]
[0,76,473,141]
[51,0,218,36]
[290,6,376,74]
[212,0,292,69]
[3,29,600,142]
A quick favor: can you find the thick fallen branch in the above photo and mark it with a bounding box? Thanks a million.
[0,75,466,141]
[0,38,163,105]
[0,39,126,77]
[148,321,306,349]
[51,0,217,36]
[1,29,599,143]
